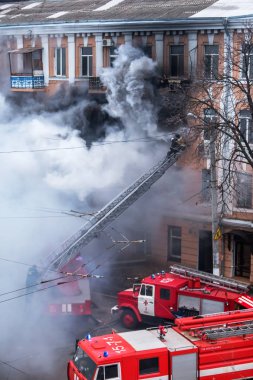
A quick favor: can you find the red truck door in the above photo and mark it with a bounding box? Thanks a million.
[138,284,155,316]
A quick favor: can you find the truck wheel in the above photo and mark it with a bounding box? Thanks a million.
[120,309,138,329]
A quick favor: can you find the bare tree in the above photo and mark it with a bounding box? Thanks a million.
[185,27,253,214]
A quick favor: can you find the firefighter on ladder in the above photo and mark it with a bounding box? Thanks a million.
[167,133,185,158]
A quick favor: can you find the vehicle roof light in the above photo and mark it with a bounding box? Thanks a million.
[103,351,109,357]
[86,334,92,341]
[151,274,156,279]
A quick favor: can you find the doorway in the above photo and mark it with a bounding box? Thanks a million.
[198,230,213,273]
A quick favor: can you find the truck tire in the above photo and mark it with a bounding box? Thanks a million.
[120,309,138,329]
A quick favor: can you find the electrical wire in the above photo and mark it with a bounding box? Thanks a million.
[0,134,170,154]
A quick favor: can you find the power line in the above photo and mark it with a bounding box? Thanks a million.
[0,135,170,155]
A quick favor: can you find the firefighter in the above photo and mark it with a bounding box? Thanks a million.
[167,133,185,158]
[26,265,40,288]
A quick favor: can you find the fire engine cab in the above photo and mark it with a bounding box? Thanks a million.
[111,264,253,329]
[68,308,253,380]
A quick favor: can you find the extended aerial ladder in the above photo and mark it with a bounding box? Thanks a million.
[43,141,185,276]
[170,264,251,293]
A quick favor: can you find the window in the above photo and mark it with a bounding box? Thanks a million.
[204,108,217,140]
[140,284,153,297]
[239,110,253,143]
[139,357,159,375]
[201,169,211,202]
[80,47,93,77]
[169,45,184,77]
[241,43,253,79]
[97,364,119,380]
[204,45,219,79]
[143,45,153,58]
[236,172,252,209]
[55,47,66,76]
[74,347,97,380]
[32,50,43,71]
[160,288,170,300]
[110,46,118,67]
[168,226,181,261]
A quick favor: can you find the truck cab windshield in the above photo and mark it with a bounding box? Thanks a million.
[74,346,96,380]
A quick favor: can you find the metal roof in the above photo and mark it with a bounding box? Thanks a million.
[0,0,219,26]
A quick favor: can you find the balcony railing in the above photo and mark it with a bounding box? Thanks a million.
[10,74,45,90]
[88,77,105,92]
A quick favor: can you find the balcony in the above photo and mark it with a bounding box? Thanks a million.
[88,77,106,93]
[10,72,45,91]
[8,47,45,92]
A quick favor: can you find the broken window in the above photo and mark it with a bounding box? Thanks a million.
[80,47,93,77]
[204,45,219,79]
[169,45,184,77]
[167,226,181,262]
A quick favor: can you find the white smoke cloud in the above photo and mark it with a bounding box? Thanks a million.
[0,44,182,379]
[100,44,159,137]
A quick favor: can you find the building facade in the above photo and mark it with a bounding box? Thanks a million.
[0,0,252,282]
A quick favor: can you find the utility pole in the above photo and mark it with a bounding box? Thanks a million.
[210,127,220,276]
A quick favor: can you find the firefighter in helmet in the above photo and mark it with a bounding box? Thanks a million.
[167,133,185,158]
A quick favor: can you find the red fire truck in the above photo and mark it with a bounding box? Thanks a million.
[111,264,253,329]
[46,255,92,316]
[68,308,253,380]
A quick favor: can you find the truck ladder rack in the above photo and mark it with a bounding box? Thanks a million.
[200,322,253,340]
[170,264,249,293]
[43,147,184,274]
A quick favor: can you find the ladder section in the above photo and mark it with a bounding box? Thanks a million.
[44,148,184,274]
[195,321,253,340]
[170,264,249,293]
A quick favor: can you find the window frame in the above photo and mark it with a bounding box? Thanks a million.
[167,226,182,262]
[241,43,253,80]
[55,47,66,77]
[139,357,159,376]
[169,44,184,77]
[235,172,252,209]
[109,46,118,67]
[204,44,219,79]
[239,110,253,144]
[201,168,211,203]
[80,46,93,77]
